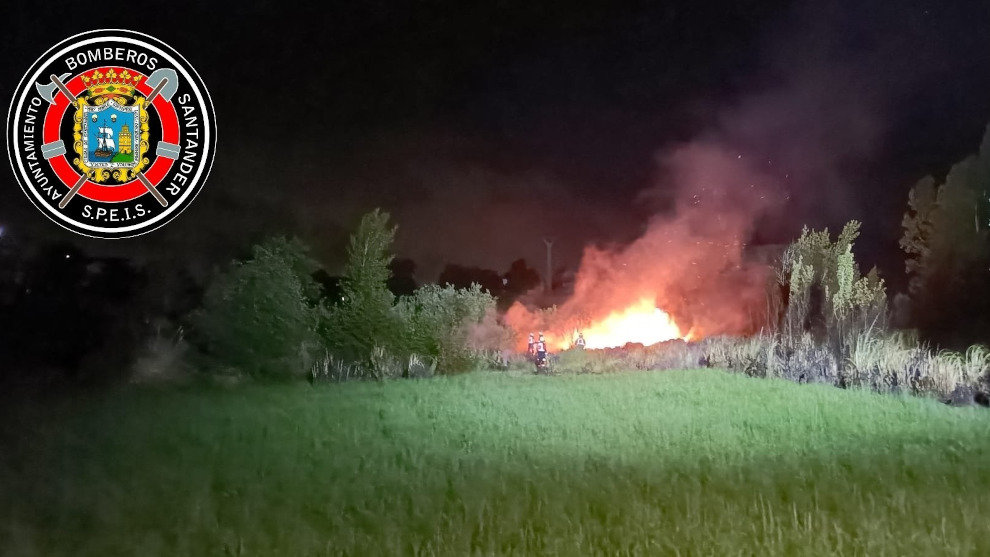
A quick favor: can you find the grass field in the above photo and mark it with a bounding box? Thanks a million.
[2,369,989,555]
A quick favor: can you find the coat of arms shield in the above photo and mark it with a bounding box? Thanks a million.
[81,100,141,169]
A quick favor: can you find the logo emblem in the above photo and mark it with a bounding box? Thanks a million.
[7,30,216,238]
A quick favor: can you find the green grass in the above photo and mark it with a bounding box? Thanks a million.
[2,369,989,555]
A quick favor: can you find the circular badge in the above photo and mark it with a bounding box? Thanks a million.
[6,29,216,238]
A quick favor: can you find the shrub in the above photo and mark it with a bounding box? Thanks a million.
[779,221,887,352]
[394,283,500,374]
[368,345,405,380]
[319,209,512,377]
[310,351,359,383]
[130,323,191,384]
[310,350,436,383]
[190,237,322,379]
[406,353,437,379]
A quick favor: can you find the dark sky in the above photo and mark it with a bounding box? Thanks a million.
[3,0,990,288]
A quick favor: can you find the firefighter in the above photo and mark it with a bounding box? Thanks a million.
[527,332,535,356]
[535,333,548,367]
[575,332,586,349]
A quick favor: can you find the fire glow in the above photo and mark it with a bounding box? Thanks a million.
[574,298,684,349]
[504,143,781,353]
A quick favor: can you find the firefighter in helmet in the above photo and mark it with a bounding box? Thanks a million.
[535,332,548,367]
[575,332,586,349]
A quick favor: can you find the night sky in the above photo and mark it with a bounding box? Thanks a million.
[3,0,990,289]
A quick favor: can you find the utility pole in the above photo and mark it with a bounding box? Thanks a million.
[543,238,554,292]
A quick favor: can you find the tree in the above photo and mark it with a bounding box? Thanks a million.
[190,237,322,378]
[321,210,510,375]
[438,264,503,297]
[322,209,403,361]
[502,258,541,294]
[498,258,542,310]
[900,176,937,297]
[900,125,990,345]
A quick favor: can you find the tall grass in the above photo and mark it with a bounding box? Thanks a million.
[2,370,989,555]
[554,333,989,400]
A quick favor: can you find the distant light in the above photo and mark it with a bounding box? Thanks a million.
[65,254,71,259]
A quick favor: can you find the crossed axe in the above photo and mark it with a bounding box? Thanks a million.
[35,69,179,210]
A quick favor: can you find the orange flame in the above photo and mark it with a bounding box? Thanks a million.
[503,143,778,353]
[577,298,684,349]
[535,298,686,351]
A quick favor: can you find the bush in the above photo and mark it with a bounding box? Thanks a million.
[130,323,191,384]
[395,283,500,374]
[368,345,405,380]
[778,221,887,352]
[406,353,437,379]
[310,351,360,383]
[189,237,322,379]
[318,209,510,378]
[310,350,436,383]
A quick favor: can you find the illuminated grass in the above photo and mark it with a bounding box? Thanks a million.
[2,369,989,555]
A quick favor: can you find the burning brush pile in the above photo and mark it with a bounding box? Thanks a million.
[499,180,988,404]
[490,139,989,404]
[505,143,778,353]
